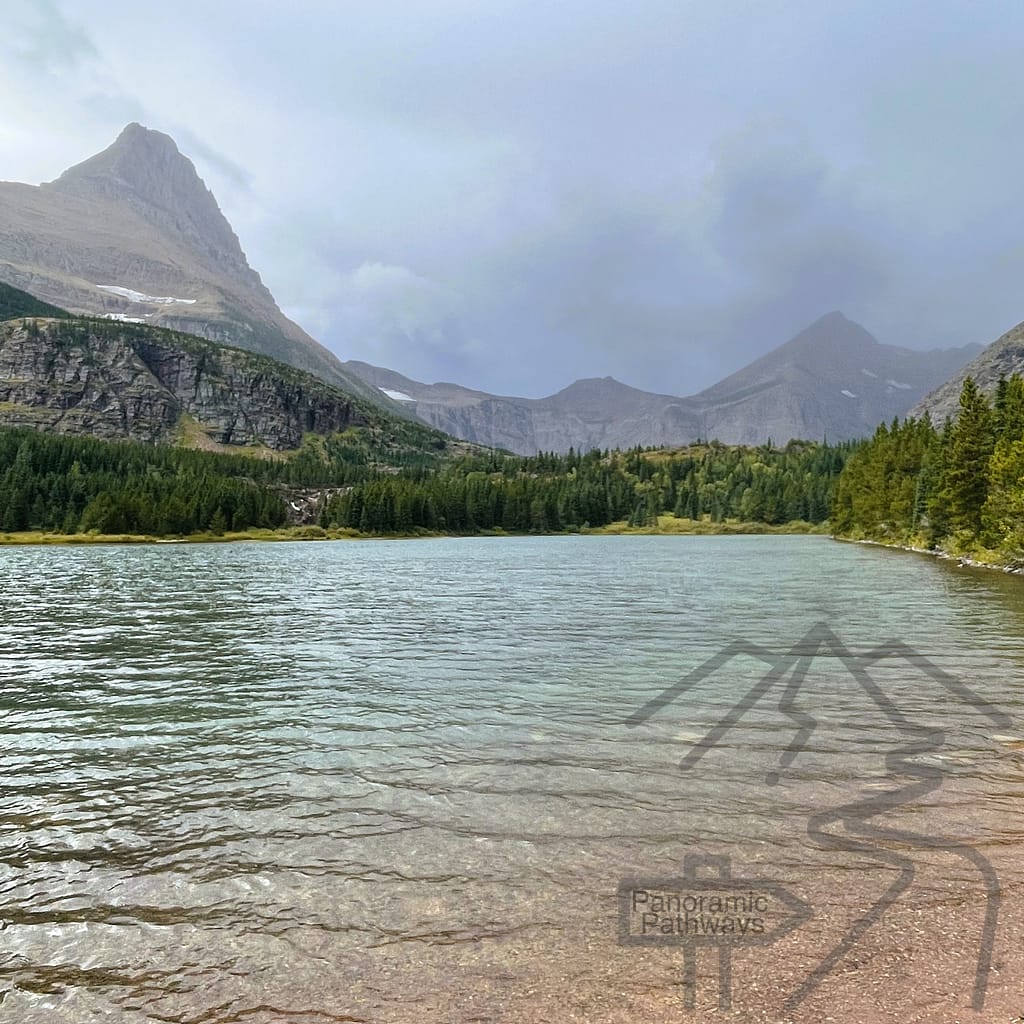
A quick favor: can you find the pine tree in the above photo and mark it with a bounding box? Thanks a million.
[938,377,995,540]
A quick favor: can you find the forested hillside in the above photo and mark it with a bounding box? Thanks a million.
[0,282,69,320]
[0,428,850,539]
[832,375,1024,562]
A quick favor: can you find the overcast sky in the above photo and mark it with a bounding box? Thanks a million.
[3,1,1024,397]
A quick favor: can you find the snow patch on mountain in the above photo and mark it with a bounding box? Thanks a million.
[100,312,147,323]
[380,387,415,402]
[96,285,197,305]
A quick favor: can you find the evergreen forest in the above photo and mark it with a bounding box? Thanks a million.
[0,427,848,538]
[832,375,1024,562]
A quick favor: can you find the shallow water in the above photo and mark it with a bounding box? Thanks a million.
[1,535,1022,1021]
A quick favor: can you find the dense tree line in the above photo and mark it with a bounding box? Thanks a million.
[0,426,852,538]
[0,430,850,538]
[0,416,450,536]
[320,441,851,534]
[832,375,1024,558]
[0,429,289,534]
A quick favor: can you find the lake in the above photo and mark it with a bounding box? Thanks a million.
[1,535,1022,1022]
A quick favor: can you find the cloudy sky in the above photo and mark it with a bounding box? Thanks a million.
[3,1,1024,397]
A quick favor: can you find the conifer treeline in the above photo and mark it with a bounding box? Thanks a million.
[0,421,450,535]
[0,426,851,537]
[0,429,289,534]
[319,442,849,534]
[832,375,1024,558]
[0,282,70,321]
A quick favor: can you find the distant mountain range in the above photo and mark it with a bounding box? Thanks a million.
[346,314,981,453]
[0,123,391,410]
[0,124,992,454]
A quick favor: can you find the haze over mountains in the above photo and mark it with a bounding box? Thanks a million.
[0,124,987,453]
[346,315,981,453]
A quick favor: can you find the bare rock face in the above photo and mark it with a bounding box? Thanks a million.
[0,318,369,450]
[911,320,1024,424]
[0,125,389,409]
[46,124,254,284]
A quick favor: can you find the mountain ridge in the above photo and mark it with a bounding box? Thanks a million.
[346,313,981,453]
[0,125,985,453]
[911,319,1024,423]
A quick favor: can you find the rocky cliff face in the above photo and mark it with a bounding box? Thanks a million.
[911,320,1024,423]
[0,124,392,410]
[0,317,370,450]
[345,315,981,454]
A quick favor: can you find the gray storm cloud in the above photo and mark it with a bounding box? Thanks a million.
[3,0,1024,396]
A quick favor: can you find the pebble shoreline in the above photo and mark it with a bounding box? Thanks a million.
[838,535,1024,576]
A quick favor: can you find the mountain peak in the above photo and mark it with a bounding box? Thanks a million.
[44,124,248,275]
[108,122,185,167]
[117,121,178,147]
[785,310,879,355]
[814,310,850,326]
[49,123,194,199]
[554,376,635,398]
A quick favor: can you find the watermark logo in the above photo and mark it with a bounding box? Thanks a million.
[620,621,1012,1013]
[618,853,810,1010]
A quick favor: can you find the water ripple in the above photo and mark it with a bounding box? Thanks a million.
[1,535,1023,1020]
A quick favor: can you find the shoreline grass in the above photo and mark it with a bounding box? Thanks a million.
[582,515,829,536]
[0,517,829,546]
[0,527,367,546]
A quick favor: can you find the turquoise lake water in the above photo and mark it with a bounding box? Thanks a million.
[1,535,1022,1022]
